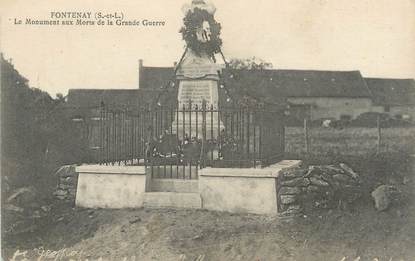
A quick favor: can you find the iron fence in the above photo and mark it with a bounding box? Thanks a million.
[98,101,285,178]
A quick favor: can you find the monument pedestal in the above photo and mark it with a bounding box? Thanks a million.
[172,51,224,140]
[172,79,224,140]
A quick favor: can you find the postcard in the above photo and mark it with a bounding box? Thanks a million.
[1,0,414,260]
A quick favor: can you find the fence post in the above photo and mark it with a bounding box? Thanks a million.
[200,100,207,168]
[377,114,381,154]
[304,118,310,154]
[281,114,285,156]
[99,102,105,165]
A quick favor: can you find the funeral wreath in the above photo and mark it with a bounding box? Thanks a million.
[180,8,223,58]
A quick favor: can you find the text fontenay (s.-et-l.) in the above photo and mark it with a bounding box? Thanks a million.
[51,12,92,19]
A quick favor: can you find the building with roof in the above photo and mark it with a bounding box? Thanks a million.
[365,78,415,119]
[136,62,379,121]
[67,60,415,122]
[65,59,415,157]
[220,68,374,121]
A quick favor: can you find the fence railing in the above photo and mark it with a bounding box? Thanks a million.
[285,117,415,156]
[97,101,285,178]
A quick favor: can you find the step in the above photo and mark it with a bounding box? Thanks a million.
[149,179,199,193]
[143,192,202,209]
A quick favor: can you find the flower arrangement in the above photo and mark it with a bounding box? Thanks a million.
[179,8,222,58]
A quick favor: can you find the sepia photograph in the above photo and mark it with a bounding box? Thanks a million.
[1,0,414,260]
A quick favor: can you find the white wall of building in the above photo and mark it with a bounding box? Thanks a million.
[287,97,374,120]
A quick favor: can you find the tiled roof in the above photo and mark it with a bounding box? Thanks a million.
[66,89,175,109]
[138,66,371,98]
[365,78,415,106]
[222,69,372,98]
[67,66,415,112]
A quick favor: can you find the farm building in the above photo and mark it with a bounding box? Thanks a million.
[365,78,415,120]
[136,62,415,121]
[67,61,415,122]
[219,68,373,121]
[66,60,415,153]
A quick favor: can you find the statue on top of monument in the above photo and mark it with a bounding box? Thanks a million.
[181,0,216,15]
[179,0,222,61]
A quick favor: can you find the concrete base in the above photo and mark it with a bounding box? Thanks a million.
[143,192,202,209]
[74,160,301,216]
[75,165,146,208]
[199,160,301,215]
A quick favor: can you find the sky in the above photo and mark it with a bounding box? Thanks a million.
[1,0,414,97]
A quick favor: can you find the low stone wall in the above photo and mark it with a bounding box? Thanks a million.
[199,160,301,215]
[75,165,147,208]
[54,165,78,202]
[278,163,362,216]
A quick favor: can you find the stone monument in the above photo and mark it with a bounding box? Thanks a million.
[173,0,224,139]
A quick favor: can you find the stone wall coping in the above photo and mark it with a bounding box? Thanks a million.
[75,165,146,175]
[199,160,301,178]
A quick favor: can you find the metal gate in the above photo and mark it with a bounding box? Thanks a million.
[97,101,285,179]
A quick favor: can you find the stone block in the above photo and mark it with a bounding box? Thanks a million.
[280,204,302,216]
[307,185,320,193]
[280,195,297,204]
[339,163,359,179]
[279,186,302,195]
[56,165,77,178]
[371,185,399,211]
[282,177,310,187]
[332,174,351,183]
[282,168,306,179]
[309,177,330,187]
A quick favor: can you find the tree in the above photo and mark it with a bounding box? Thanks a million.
[222,57,281,108]
[1,55,89,195]
[228,57,273,70]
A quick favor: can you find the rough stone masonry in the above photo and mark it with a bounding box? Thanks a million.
[54,165,78,203]
[278,163,362,216]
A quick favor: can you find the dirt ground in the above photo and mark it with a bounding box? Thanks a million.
[3,154,415,261]
[3,187,415,261]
